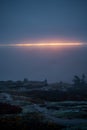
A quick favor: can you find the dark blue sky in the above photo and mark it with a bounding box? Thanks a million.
[0,0,87,44]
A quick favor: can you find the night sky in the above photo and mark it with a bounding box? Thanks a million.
[0,0,87,82]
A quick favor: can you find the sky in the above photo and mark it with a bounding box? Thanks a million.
[0,0,87,44]
[0,0,87,82]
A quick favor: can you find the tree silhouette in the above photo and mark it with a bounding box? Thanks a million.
[73,74,86,87]
[81,74,86,86]
[73,75,81,87]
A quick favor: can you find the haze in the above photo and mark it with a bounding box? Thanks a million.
[0,0,87,82]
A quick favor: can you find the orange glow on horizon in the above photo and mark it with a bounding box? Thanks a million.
[0,42,83,47]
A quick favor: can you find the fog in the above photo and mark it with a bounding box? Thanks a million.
[0,46,87,83]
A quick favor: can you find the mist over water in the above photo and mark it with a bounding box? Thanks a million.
[0,46,87,83]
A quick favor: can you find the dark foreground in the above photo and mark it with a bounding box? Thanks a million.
[0,78,87,130]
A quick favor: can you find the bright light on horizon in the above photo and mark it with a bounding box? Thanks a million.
[0,42,83,47]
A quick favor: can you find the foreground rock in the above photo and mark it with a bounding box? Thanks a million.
[0,102,22,114]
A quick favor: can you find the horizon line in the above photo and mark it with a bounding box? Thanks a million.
[0,42,83,47]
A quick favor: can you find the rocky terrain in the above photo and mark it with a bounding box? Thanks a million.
[0,79,87,130]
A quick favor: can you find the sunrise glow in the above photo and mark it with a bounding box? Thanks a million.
[0,42,83,47]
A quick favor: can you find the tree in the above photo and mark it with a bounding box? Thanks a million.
[44,79,48,86]
[81,74,86,86]
[73,74,87,87]
[24,78,28,83]
[73,75,81,87]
